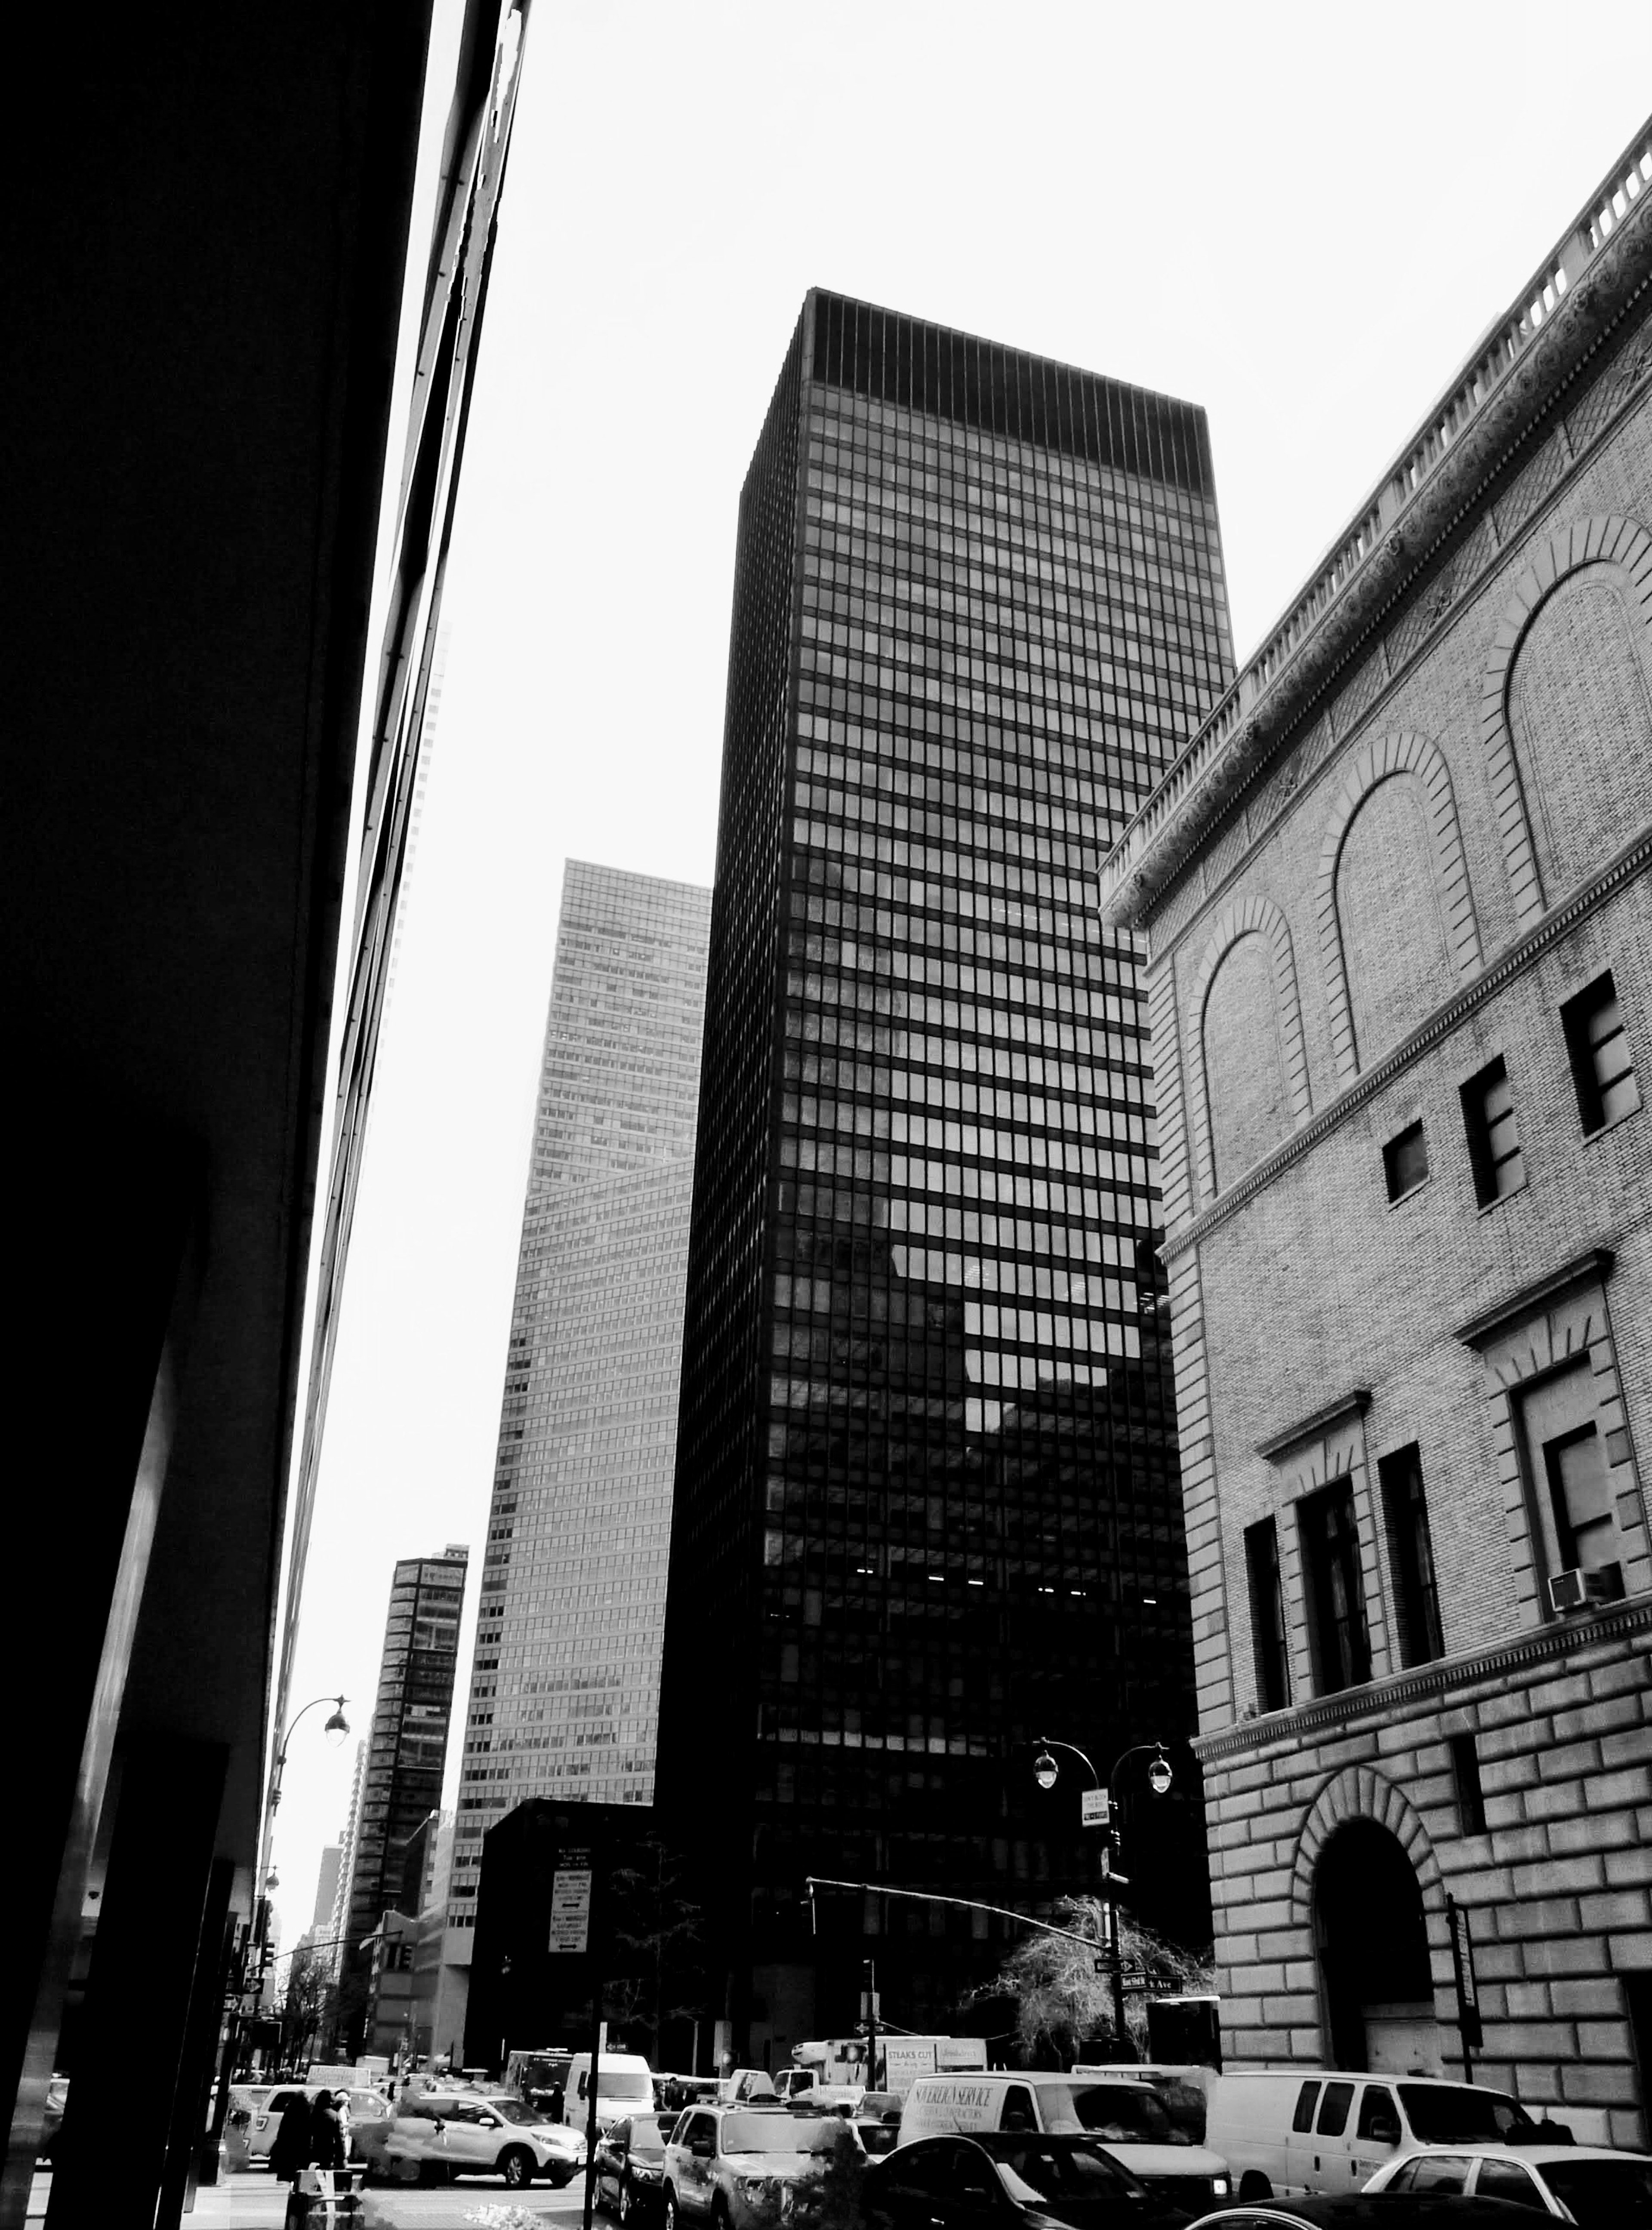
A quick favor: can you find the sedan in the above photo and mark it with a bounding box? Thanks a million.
[1365,2143,1652,2226]
[1184,2196,1541,2230]
[864,2132,1193,2230]
[595,2114,672,2224]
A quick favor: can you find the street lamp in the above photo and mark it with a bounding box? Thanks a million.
[1031,1736,1174,2056]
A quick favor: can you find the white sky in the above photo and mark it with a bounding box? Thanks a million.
[266,0,1652,1949]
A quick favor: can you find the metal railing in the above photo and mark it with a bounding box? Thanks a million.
[1099,120,1652,914]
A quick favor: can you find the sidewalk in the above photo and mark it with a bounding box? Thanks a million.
[28,2169,589,2228]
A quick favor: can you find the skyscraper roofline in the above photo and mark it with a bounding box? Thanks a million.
[803,286,1217,495]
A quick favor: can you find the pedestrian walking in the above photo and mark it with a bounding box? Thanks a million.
[268,2091,313,2184]
[308,2091,348,2172]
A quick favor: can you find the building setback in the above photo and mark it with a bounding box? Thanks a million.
[1100,123,1652,2141]
[336,1547,467,2052]
[659,290,1235,2062]
[447,862,712,1934]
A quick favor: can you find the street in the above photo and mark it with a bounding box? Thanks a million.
[26,2170,594,2228]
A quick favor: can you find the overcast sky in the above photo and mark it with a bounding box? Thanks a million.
[265,0,1652,1950]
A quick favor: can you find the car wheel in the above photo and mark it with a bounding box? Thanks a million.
[501,2147,536,2190]
[620,2177,634,2225]
[664,2186,681,2230]
[1239,2173,1273,2202]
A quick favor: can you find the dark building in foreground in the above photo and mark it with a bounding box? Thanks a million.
[338,1549,468,2053]
[659,291,1235,2064]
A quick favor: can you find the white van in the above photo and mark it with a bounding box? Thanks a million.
[900,2070,1231,2212]
[566,2052,655,2135]
[1205,2070,1554,2199]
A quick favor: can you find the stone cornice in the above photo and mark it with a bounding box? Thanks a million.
[1456,1247,1617,1348]
[1256,1389,1372,1461]
[1160,821,1652,1262]
[1192,1590,1652,1766]
[1099,125,1652,931]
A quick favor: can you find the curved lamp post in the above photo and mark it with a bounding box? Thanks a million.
[253,1694,349,1962]
[1032,1735,1173,2054]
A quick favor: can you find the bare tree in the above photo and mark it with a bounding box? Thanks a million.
[987,1901,1212,2067]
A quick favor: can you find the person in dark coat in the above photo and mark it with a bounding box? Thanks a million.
[308,2091,348,2173]
[267,2091,313,2184]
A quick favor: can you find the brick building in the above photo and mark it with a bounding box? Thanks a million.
[1099,122,1652,2142]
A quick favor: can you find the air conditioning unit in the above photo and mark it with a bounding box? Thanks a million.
[1549,1563,1624,1613]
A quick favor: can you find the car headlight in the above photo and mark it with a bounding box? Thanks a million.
[1212,2178,1230,2196]
[737,2175,775,2202]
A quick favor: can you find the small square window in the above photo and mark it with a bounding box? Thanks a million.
[1461,1056,1524,1207]
[1383,1121,1428,1203]
[1562,972,1640,1135]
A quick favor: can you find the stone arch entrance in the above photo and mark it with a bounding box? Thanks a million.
[1313,1820,1442,2074]
[1292,1765,1447,2076]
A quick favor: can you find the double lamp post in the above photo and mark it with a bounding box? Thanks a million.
[1032,1736,1172,2054]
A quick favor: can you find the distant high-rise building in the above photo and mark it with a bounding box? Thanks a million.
[658,291,1234,2059]
[447,862,712,1932]
[325,1744,367,1985]
[311,1843,343,1936]
[337,1547,468,2051]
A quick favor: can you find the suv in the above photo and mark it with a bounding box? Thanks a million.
[663,2105,850,2230]
[379,2090,587,2188]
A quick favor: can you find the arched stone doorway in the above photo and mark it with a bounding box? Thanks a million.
[1313,1819,1444,2074]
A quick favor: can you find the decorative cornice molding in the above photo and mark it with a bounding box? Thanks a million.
[1099,126,1652,932]
[1161,822,1652,1261]
[1193,1590,1652,1766]
[1257,1389,1372,1461]
[1455,1247,1617,1348]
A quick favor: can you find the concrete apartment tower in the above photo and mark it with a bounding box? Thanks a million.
[657,291,1235,2061]
[1100,124,1652,2138]
[336,1547,468,2053]
[445,862,712,1942]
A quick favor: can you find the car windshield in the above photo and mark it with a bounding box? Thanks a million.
[493,2100,548,2126]
[606,2072,654,2102]
[994,2141,1140,2202]
[1070,2083,1189,2146]
[1540,2159,1652,2226]
[723,2115,828,2155]
[857,2123,899,2157]
[628,2124,668,2158]
[1399,2087,1537,2144]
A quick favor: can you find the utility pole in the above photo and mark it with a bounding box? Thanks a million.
[861,1960,879,2091]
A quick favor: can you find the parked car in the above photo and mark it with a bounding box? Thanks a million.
[663,2105,851,2230]
[1203,2074,1556,2202]
[1364,2143,1652,2225]
[378,2089,587,2188]
[595,2112,673,2223]
[900,2070,1231,2214]
[1184,2198,1539,2230]
[865,2131,1192,2230]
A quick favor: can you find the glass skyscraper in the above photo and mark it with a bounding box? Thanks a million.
[337,1546,467,2052]
[658,292,1234,2058]
[448,862,712,1934]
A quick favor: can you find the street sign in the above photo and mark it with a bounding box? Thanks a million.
[549,1847,593,1954]
[1081,1789,1111,1828]
[1447,1895,1482,2062]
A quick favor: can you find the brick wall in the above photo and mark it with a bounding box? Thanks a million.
[1135,293,1652,2115]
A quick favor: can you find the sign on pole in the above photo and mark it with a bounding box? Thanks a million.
[549,1847,594,1955]
[1446,1895,1482,2073]
[1081,1789,1110,1829]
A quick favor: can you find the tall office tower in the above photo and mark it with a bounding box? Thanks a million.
[336,1546,468,2051]
[658,291,1234,2056]
[310,1843,343,1935]
[325,1743,366,1985]
[446,863,712,1934]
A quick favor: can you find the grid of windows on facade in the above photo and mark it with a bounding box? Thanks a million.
[448,867,710,1925]
[343,1551,467,1956]
[681,305,1236,1976]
